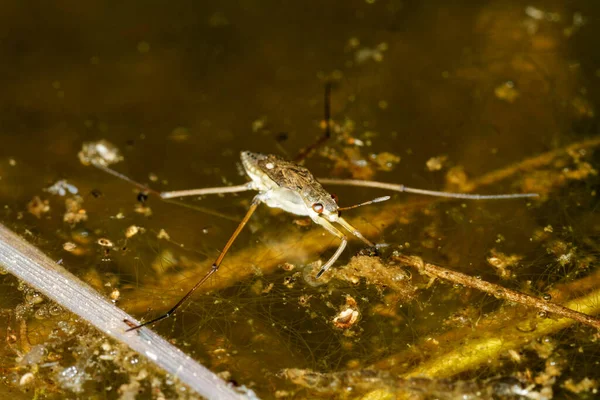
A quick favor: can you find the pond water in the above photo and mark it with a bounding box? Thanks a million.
[1,0,599,399]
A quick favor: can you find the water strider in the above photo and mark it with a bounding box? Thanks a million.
[80,87,538,332]
[84,142,538,332]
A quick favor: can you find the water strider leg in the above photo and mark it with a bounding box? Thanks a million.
[294,82,332,163]
[335,217,374,247]
[160,183,254,199]
[125,197,262,332]
[91,162,254,199]
[313,218,348,278]
[318,178,539,200]
[92,163,161,196]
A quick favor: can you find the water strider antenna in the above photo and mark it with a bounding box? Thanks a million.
[337,196,391,212]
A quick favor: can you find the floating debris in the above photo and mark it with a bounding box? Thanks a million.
[486,249,523,279]
[78,140,123,167]
[369,152,400,171]
[156,229,170,240]
[110,289,121,302]
[333,296,360,329]
[494,81,520,103]
[27,196,50,218]
[426,155,448,172]
[251,116,267,133]
[355,42,388,64]
[45,180,79,196]
[168,126,191,142]
[525,5,561,22]
[19,372,35,386]
[97,238,114,248]
[134,203,152,217]
[63,242,78,253]
[64,196,88,224]
[125,225,142,238]
[279,262,295,272]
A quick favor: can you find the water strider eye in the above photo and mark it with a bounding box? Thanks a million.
[331,193,338,203]
[312,203,324,213]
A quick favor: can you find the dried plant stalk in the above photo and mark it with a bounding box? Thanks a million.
[0,223,245,400]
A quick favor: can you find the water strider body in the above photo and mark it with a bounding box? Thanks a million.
[241,151,380,274]
[83,142,538,332]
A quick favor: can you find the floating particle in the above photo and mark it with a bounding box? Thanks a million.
[487,249,523,279]
[78,140,123,167]
[333,296,360,329]
[134,203,152,216]
[9,158,16,166]
[156,229,170,240]
[110,289,120,301]
[298,295,312,307]
[251,117,267,133]
[168,126,190,142]
[426,155,448,171]
[45,180,79,196]
[19,372,35,386]
[494,81,520,103]
[125,225,142,238]
[63,242,77,252]
[346,37,360,51]
[563,377,598,394]
[524,6,560,22]
[261,282,274,294]
[370,152,401,171]
[27,196,50,218]
[280,263,296,272]
[97,238,114,248]
[355,42,388,64]
[64,196,88,224]
[283,275,297,289]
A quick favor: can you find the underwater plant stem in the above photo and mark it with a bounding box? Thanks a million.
[394,254,600,330]
[402,281,600,379]
[0,223,246,400]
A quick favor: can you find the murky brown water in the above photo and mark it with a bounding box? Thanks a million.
[1,0,599,399]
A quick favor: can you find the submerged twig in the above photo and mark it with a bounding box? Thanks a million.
[393,254,600,330]
[0,223,246,400]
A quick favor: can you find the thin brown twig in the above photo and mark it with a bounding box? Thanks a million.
[393,254,600,330]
